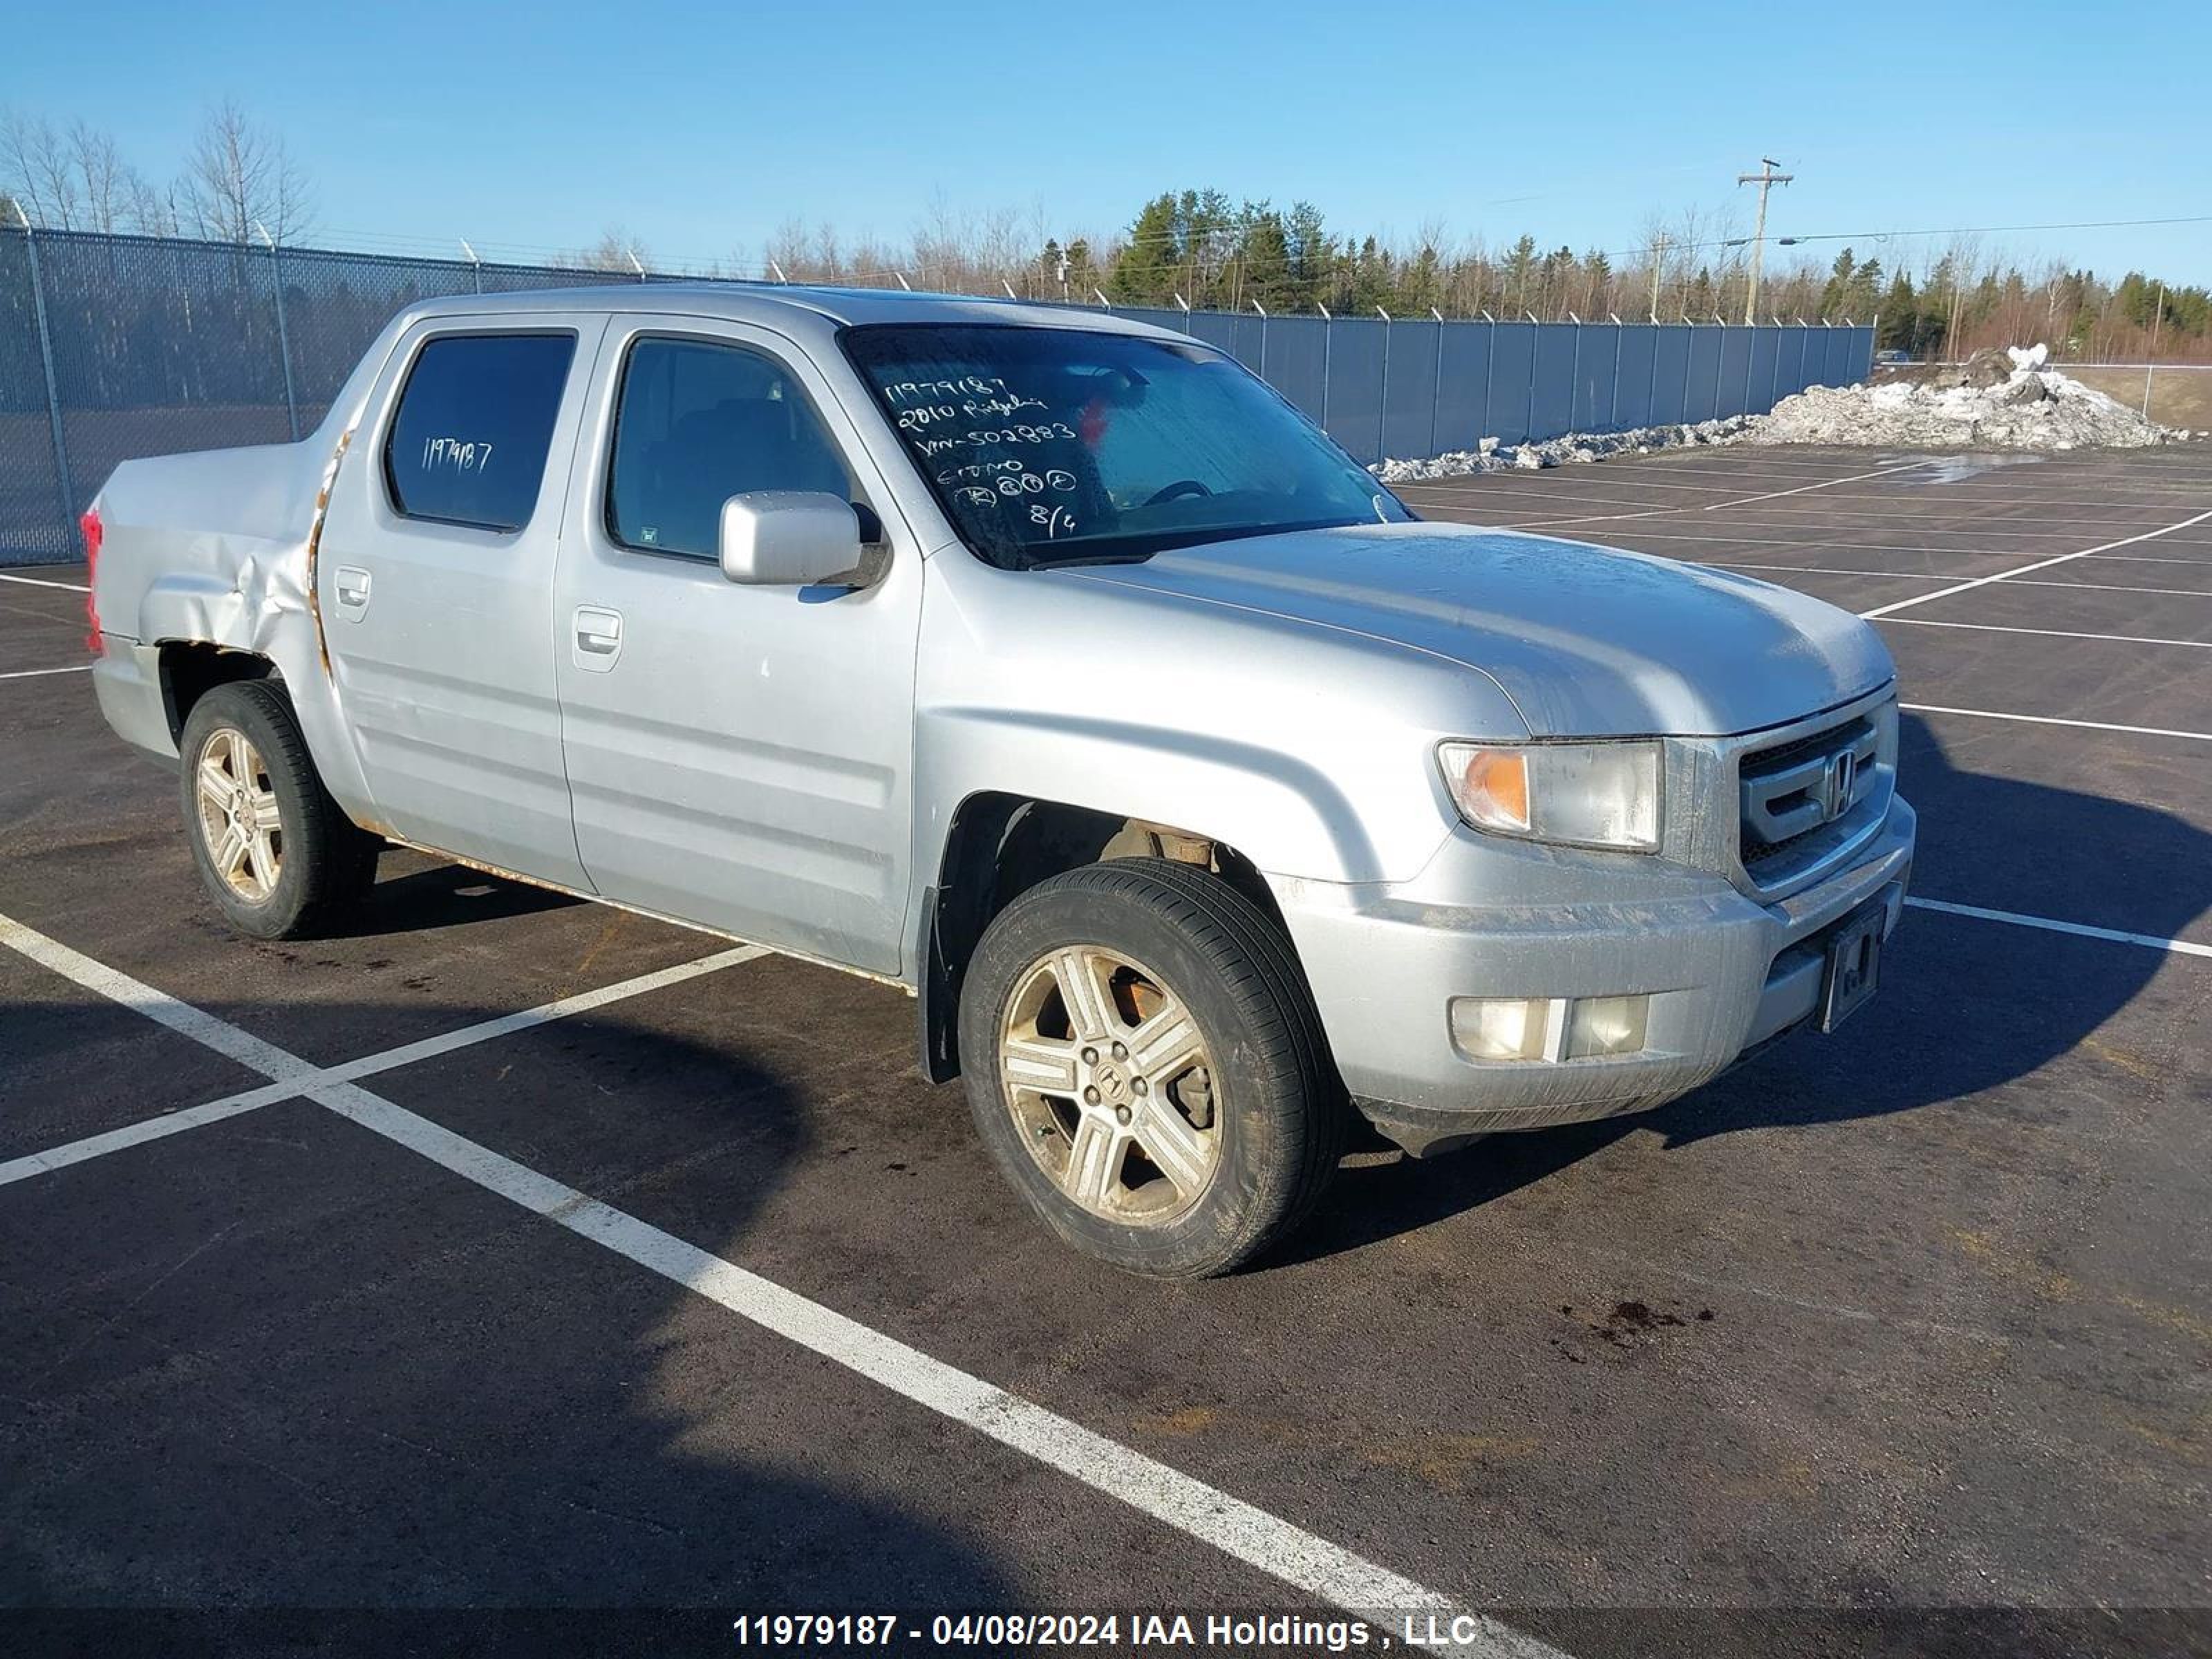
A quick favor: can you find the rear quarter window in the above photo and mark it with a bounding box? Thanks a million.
[384,332,577,531]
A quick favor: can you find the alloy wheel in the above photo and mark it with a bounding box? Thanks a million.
[194,727,283,903]
[998,945,1221,1224]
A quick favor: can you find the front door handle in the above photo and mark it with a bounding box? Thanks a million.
[573,605,624,671]
[334,565,372,619]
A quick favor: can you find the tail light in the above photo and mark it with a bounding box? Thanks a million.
[80,505,103,653]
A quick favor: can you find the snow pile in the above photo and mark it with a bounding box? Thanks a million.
[1747,345,2171,450]
[1375,344,2182,480]
[1376,417,1752,482]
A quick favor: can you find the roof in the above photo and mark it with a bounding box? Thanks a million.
[400,281,1178,341]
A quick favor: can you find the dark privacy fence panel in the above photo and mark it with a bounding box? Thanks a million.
[1485,322,1539,444]
[0,225,1875,564]
[1381,318,1442,462]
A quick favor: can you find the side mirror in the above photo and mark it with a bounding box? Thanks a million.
[718,491,864,586]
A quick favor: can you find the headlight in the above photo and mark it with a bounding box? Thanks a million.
[1438,740,1662,852]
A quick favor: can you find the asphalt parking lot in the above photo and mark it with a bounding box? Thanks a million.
[3,442,2209,1658]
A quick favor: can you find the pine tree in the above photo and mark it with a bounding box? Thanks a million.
[1109,193,1182,303]
[1284,200,1332,310]
[1846,257,1883,320]
[1819,249,1857,317]
[1237,205,1295,312]
[1877,272,1917,350]
[1503,235,1538,315]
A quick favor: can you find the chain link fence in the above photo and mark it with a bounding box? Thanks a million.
[0,225,1874,565]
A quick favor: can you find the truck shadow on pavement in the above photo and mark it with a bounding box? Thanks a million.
[331,857,584,936]
[0,1002,1021,1635]
[1280,713,2212,1265]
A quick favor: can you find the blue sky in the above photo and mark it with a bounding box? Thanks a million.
[13,0,2211,283]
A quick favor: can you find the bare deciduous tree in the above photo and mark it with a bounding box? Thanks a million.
[566,225,646,272]
[1,109,77,227]
[179,100,312,243]
[1,110,156,231]
[68,123,139,232]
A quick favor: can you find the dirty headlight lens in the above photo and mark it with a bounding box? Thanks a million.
[1439,740,1662,852]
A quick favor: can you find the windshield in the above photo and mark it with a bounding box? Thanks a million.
[842,324,1409,568]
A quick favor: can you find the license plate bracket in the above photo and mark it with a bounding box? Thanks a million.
[1819,898,1887,1033]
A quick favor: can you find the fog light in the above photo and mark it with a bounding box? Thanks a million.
[1565,994,1649,1058]
[1450,997,1550,1061]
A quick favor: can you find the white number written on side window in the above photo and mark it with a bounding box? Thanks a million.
[421,436,495,474]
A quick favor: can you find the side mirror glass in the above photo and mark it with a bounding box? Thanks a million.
[718,491,864,586]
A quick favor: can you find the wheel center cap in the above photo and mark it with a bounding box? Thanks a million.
[1091,1062,1131,1107]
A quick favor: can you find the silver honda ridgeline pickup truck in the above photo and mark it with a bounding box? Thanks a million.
[87,288,1914,1276]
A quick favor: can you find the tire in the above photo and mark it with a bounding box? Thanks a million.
[177,679,379,940]
[957,857,1346,1278]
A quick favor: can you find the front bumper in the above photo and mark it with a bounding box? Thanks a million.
[1273,794,1915,1155]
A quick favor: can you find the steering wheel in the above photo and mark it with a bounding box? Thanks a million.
[1143,478,1213,507]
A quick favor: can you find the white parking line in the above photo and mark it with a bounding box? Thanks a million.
[1577,530,2058,555]
[1694,519,2121,538]
[1762,496,2212,513]
[0,1092,283,1189]
[317,1083,1536,1653]
[0,910,1545,1654]
[0,935,767,1188]
[1464,505,2139,539]
[0,915,324,1082]
[1555,458,1921,482]
[1485,486,1829,531]
[0,664,93,681]
[1881,618,2212,650]
[1394,487,1629,504]
[1693,498,2205,519]
[1902,704,2212,743]
[1501,505,1702,529]
[1697,462,1927,509]
[2089,552,2212,566]
[1394,462,1893,493]
[2006,577,2212,597]
[1906,897,2212,961]
[0,572,90,592]
[1859,507,2212,620]
[1416,500,1681,531]
[1416,511,2159,555]
[1395,476,1737,498]
[1701,563,1958,582]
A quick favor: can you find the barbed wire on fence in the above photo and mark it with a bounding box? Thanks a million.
[1,222,1874,567]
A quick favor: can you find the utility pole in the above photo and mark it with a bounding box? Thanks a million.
[2146,281,2166,417]
[1649,232,1667,320]
[1736,158,1792,324]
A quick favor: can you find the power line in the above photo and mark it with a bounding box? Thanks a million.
[1775,213,2212,248]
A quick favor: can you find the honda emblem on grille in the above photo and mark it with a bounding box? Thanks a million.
[1824,749,1859,822]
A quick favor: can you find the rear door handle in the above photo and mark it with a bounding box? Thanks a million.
[573,605,624,671]
[334,565,372,618]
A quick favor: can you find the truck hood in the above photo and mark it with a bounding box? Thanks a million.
[1061,521,1893,738]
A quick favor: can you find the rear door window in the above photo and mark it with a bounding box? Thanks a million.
[384,332,577,531]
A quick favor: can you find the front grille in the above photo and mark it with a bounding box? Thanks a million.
[1741,717,1873,787]
[1743,817,1833,872]
[1738,714,1882,885]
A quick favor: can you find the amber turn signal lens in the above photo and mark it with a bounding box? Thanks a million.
[1457,747,1530,834]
